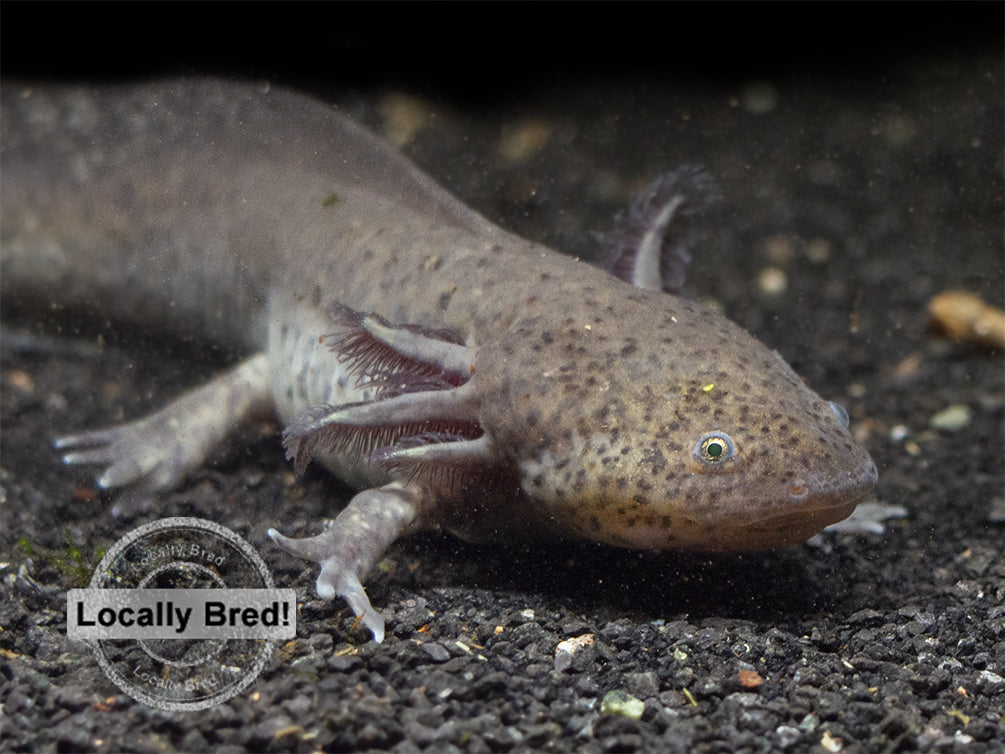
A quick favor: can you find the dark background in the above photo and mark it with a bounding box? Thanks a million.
[2,4,996,95]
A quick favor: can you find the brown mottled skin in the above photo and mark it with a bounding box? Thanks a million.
[1,80,877,639]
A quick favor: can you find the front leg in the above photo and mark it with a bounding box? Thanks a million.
[269,303,495,643]
[269,482,429,643]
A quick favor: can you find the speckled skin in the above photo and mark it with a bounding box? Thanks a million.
[1,81,876,587]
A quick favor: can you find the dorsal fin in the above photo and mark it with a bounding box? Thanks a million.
[596,166,715,294]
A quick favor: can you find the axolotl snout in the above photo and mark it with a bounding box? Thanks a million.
[0,80,877,642]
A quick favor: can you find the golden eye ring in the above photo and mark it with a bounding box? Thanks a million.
[695,432,735,464]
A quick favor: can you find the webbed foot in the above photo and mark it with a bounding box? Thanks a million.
[269,483,423,643]
[55,354,273,497]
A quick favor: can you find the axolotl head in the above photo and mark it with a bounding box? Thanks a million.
[479,285,878,552]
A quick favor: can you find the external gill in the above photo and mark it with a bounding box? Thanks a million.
[324,302,472,398]
[283,302,487,480]
[273,304,493,641]
[597,166,715,294]
[283,383,485,477]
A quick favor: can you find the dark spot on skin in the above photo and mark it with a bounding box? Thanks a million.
[642,446,666,475]
[621,343,638,358]
[664,421,681,435]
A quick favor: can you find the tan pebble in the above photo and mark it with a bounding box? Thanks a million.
[805,238,832,264]
[757,266,788,296]
[928,290,1005,349]
[379,92,434,148]
[4,369,34,392]
[763,235,794,264]
[499,118,553,163]
[738,669,764,689]
[929,404,972,432]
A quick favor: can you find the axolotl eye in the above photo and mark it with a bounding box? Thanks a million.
[694,431,736,465]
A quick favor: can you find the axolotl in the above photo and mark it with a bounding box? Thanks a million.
[0,80,877,642]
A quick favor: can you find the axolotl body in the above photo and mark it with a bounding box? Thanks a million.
[0,80,877,642]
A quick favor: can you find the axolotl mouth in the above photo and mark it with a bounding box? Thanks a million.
[690,458,880,552]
